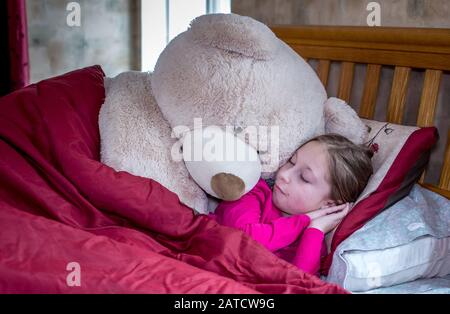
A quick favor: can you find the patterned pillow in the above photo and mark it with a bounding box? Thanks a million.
[321,119,439,275]
[325,184,450,292]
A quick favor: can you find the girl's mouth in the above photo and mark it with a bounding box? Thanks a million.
[274,184,287,196]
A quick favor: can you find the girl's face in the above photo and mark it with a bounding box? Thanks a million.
[273,141,336,216]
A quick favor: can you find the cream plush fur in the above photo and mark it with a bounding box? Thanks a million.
[99,13,367,214]
[152,14,327,174]
[99,71,208,213]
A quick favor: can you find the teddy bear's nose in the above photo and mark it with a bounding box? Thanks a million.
[211,173,246,201]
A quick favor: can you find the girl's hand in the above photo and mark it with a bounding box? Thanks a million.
[305,203,352,220]
[308,203,352,234]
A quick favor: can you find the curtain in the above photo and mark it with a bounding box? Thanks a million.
[0,0,30,97]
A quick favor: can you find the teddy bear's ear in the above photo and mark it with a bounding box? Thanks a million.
[324,97,369,145]
[189,13,279,60]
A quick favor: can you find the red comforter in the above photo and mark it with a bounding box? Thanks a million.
[0,66,348,294]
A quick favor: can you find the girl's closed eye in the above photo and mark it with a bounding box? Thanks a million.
[300,174,309,183]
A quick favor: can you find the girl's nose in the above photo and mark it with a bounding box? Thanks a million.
[278,170,290,184]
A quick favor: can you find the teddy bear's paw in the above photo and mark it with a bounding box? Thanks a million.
[324,97,369,145]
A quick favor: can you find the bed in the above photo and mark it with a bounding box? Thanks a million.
[0,24,448,294]
[270,25,450,293]
[270,25,450,199]
[0,67,345,294]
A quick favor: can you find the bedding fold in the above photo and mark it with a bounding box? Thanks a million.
[0,65,347,294]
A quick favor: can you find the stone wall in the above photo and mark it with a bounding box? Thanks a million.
[27,0,140,83]
[232,0,450,27]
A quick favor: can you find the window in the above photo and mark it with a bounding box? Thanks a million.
[141,0,231,72]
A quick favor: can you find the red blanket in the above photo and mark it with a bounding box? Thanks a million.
[0,66,348,294]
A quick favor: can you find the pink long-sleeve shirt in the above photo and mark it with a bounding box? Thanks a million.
[209,178,327,276]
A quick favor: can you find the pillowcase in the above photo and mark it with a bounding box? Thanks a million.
[324,184,450,292]
[321,119,439,275]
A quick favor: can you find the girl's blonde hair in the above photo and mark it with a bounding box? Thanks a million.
[303,134,374,204]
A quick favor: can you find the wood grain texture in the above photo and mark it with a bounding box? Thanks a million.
[439,132,450,191]
[417,70,442,127]
[359,64,381,119]
[387,67,411,124]
[338,62,355,102]
[317,59,330,87]
[271,26,450,70]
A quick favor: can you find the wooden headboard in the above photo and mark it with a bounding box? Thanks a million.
[270,25,450,199]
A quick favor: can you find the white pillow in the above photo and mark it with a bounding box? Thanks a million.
[325,185,450,292]
[343,235,450,291]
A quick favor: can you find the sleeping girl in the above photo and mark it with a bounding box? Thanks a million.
[209,134,374,276]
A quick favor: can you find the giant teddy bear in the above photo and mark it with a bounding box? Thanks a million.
[99,13,367,214]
